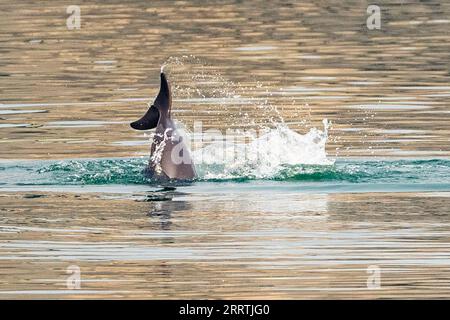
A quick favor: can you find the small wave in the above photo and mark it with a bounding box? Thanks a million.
[1,158,450,186]
[35,158,151,185]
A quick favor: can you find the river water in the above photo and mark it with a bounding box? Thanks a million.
[1,0,450,298]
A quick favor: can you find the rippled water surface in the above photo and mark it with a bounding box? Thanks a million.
[1,0,450,299]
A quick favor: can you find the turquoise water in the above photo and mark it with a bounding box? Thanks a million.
[2,158,450,194]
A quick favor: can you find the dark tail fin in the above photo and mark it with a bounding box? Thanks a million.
[130,104,159,130]
[154,72,172,114]
[130,72,171,130]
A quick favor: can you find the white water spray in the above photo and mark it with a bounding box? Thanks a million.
[159,56,335,180]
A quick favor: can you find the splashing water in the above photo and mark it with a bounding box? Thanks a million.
[149,128,173,175]
[161,55,286,130]
[159,56,334,180]
[193,119,333,180]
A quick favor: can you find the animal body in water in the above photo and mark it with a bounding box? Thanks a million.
[130,72,197,181]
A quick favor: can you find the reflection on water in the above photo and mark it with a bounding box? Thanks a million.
[0,0,449,159]
[1,191,450,298]
[1,0,450,299]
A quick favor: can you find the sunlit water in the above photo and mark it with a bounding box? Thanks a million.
[1,0,450,299]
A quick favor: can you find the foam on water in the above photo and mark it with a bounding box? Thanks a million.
[193,119,333,180]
